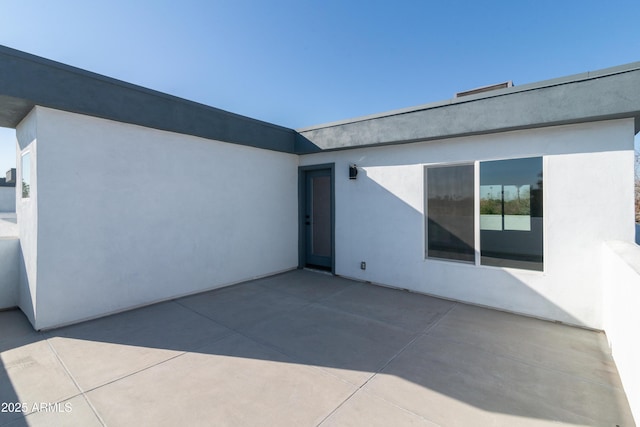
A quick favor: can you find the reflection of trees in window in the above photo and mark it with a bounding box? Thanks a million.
[504,185,530,215]
[480,185,531,231]
[480,186,502,215]
[425,157,543,271]
[21,152,31,199]
[479,157,543,271]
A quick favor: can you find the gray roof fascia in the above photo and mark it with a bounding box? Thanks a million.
[296,62,640,153]
[2,46,638,156]
[0,45,296,153]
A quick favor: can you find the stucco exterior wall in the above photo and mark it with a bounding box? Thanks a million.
[0,211,18,310]
[0,187,15,212]
[300,119,635,329]
[0,237,19,309]
[602,240,640,423]
[22,107,298,330]
[16,109,38,325]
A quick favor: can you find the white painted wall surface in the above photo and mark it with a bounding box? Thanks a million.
[0,213,17,236]
[300,119,635,329]
[16,109,38,326]
[602,240,640,424]
[0,237,19,309]
[25,107,298,329]
[0,212,19,309]
[0,186,15,212]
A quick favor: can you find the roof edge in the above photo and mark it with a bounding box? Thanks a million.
[0,45,297,153]
[0,45,292,133]
[297,61,640,133]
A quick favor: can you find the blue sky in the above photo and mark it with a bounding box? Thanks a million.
[1,0,640,174]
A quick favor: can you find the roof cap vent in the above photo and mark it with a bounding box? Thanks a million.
[455,81,513,98]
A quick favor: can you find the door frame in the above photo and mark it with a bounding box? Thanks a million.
[298,163,335,273]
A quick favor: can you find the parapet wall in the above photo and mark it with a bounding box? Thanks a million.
[0,186,15,212]
[603,240,640,424]
[0,237,18,309]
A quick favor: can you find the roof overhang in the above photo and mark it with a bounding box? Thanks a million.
[1,45,638,156]
[296,62,640,153]
[0,45,296,153]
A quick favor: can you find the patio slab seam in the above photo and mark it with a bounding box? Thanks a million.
[253,278,361,306]
[288,277,360,302]
[0,339,101,427]
[170,277,464,390]
[179,284,447,397]
[171,296,367,390]
[43,337,106,426]
[232,304,422,388]
[315,303,458,426]
[1,270,635,426]
[307,301,439,336]
[49,319,239,395]
[171,295,315,334]
[317,389,443,427]
[0,331,88,426]
[80,350,190,395]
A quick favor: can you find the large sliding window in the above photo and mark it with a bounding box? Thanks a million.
[425,157,543,271]
[425,164,475,263]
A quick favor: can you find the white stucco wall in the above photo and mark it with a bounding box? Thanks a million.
[0,186,16,212]
[300,119,635,329]
[0,212,19,310]
[16,109,38,326]
[602,241,640,423]
[0,213,18,236]
[21,107,298,329]
[0,237,19,309]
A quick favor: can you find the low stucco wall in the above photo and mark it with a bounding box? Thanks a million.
[0,213,18,237]
[0,186,15,212]
[0,237,19,309]
[603,241,640,424]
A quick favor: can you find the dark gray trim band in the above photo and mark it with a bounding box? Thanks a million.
[0,45,296,153]
[297,65,640,153]
[1,45,639,156]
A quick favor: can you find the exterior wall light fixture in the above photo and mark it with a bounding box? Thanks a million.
[349,164,358,180]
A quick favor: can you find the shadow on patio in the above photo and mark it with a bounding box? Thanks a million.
[0,269,635,426]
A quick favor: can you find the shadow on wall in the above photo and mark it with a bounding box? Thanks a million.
[16,242,35,328]
[339,163,582,326]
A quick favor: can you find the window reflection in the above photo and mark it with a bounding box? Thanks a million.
[480,184,531,231]
[425,164,475,263]
[21,152,31,199]
[480,157,543,271]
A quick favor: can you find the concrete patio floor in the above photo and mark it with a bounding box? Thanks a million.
[0,269,634,426]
